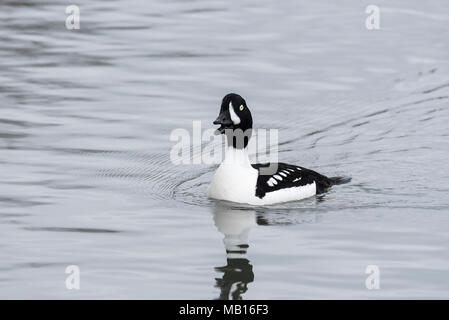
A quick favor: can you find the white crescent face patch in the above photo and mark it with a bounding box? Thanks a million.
[229,102,241,125]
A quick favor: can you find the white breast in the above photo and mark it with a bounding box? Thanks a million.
[208,148,259,204]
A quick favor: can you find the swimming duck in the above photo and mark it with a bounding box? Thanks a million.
[208,93,350,205]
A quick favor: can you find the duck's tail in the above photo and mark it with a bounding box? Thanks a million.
[329,176,352,185]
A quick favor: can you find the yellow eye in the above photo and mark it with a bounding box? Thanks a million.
[239,105,244,111]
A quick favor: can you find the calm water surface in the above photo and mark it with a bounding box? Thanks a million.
[1,0,449,299]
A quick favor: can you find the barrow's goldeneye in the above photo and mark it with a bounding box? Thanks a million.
[207,93,350,205]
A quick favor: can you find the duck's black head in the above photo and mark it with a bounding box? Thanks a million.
[213,93,253,148]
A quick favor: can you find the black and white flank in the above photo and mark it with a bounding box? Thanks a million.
[208,93,350,205]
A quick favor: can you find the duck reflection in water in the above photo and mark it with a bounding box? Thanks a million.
[212,199,319,300]
[212,205,256,300]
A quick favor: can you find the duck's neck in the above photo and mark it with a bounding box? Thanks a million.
[225,129,252,149]
[223,146,252,167]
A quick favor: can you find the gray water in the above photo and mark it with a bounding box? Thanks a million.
[1,0,449,299]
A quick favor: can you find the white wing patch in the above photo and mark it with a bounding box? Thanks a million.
[267,177,278,187]
[229,102,241,125]
[264,167,304,188]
